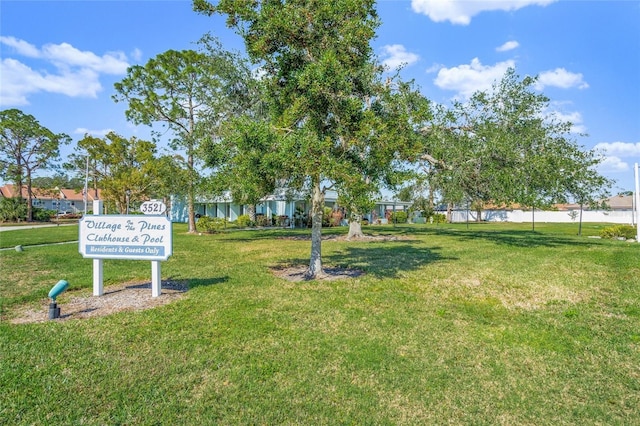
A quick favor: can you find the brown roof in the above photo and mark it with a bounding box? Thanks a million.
[554,203,580,211]
[0,185,11,198]
[467,195,633,211]
[604,194,633,210]
[481,202,524,210]
[60,187,102,201]
[0,184,102,200]
[0,184,58,198]
[0,183,24,197]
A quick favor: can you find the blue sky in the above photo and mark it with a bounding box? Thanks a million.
[2,0,639,191]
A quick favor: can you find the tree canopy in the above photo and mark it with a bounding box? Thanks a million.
[0,109,70,221]
[67,132,187,214]
[416,69,611,225]
[195,0,428,277]
[113,39,252,231]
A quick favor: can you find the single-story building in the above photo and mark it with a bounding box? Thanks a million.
[170,189,411,226]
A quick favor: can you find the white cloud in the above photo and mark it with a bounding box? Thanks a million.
[426,63,445,74]
[593,142,640,174]
[74,128,115,137]
[0,37,130,107]
[551,110,587,134]
[411,0,557,25]
[433,62,589,131]
[0,36,40,57]
[434,57,515,98]
[0,59,39,105]
[496,40,519,52]
[41,43,129,74]
[130,48,143,63]
[536,68,589,90]
[252,66,268,80]
[380,44,420,70]
[0,57,103,105]
[594,142,640,157]
[598,156,629,173]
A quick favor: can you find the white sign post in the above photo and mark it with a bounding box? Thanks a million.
[79,211,172,297]
[92,200,104,296]
[635,163,640,243]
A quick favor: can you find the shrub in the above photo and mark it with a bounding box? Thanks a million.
[390,210,408,224]
[32,208,53,222]
[276,215,289,227]
[329,210,343,227]
[432,213,447,224]
[256,215,271,227]
[197,216,227,233]
[293,207,307,228]
[322,207,333,227]
[0,197,27,222]
[236,214,251,228]
[599,225,636,240]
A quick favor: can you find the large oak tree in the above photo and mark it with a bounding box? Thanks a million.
[195,0,421,278]
[417,69,611,227]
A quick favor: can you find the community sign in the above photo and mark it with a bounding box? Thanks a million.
[79,215,172,261]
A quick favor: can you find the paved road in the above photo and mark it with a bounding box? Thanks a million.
[0,223,77,232]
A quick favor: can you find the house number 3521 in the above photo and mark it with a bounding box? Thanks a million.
[140,201,167,215]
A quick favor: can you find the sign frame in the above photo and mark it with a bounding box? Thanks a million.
[79,215,172,261]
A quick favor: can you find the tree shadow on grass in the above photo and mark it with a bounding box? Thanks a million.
[186,224,603,250]
[188,276,230,289]
[280,243,454,279]
[120,277,229,291]
[409,226,599,249]
[201,227,347,243]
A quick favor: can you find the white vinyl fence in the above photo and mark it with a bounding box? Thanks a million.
[447,209,634,225]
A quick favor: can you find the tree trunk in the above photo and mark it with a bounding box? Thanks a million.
[346,212,365,240]
[248,204,256,222]
[446,203,453,223]
[188,189,196,232]
[578,203,583,236]
[428,189,434,211]
[14,160,24,222]
[305,179,325,279]
[26,176,34,222]
[532,205,536,231]
[187,152,197,233]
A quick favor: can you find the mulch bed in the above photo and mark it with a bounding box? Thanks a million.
[270,265,364,282]
[8,280,188,324]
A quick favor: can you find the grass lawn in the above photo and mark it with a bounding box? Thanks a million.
[0,223,79,249]
[1,222,638,424]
